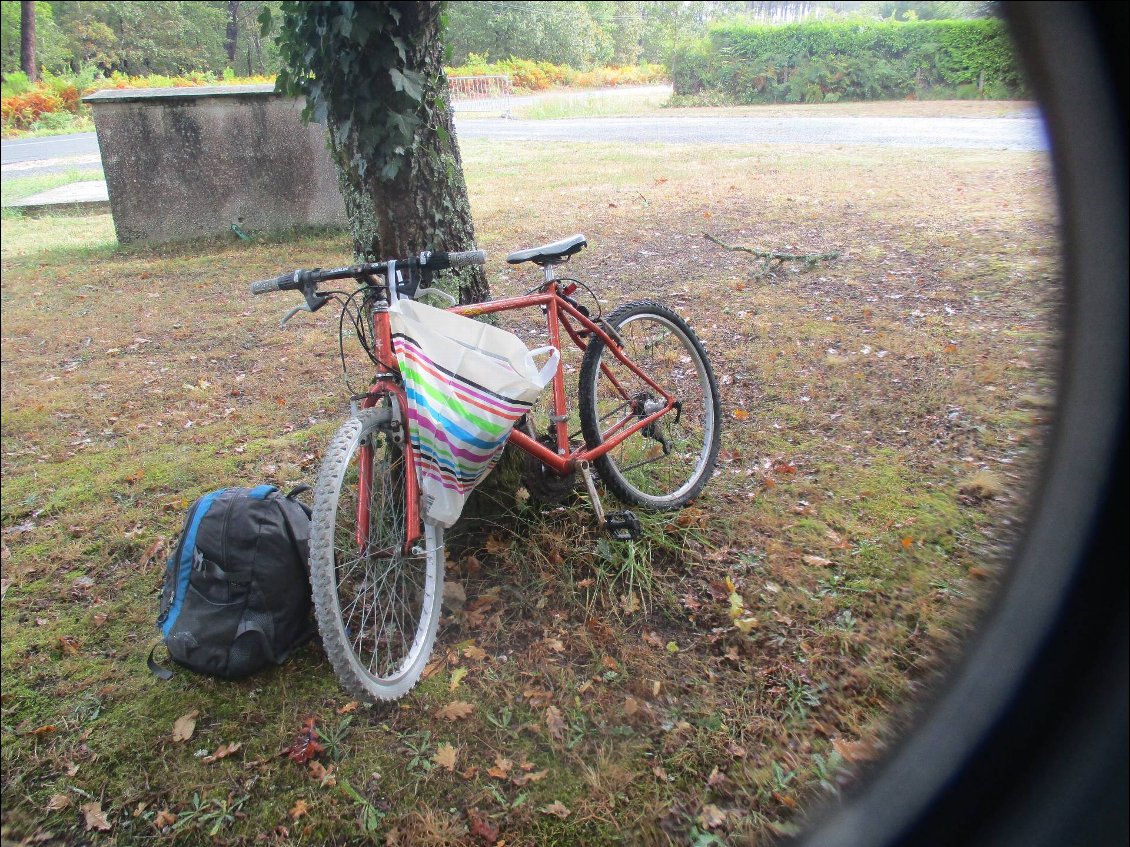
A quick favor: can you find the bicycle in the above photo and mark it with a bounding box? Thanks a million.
[250,234,721,702]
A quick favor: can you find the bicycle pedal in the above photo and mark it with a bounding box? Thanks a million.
[605,510,642,541]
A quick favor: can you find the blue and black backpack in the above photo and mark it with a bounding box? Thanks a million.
[150,485,315,679]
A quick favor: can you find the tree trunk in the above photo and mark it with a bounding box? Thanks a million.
[323,2,488,305]
[226,1,240,65]
[20,1,36,82]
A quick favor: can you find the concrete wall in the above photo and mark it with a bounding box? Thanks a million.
[85,85,346,245]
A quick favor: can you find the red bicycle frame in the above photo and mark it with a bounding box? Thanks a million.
[361,278,679,551]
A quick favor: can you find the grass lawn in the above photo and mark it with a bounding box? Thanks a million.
[0,136,1059,845]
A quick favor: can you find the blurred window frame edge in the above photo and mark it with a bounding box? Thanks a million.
[796,3,1128,847]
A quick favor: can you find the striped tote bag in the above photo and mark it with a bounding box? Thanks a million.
[389,299,559,528]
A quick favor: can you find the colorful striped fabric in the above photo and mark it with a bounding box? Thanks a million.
[389,299,558,528]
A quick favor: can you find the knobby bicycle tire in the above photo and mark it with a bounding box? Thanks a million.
[309,406,444,702]
[578,300,722,509]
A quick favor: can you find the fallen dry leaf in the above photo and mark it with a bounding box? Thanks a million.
[434,743,458,771]
[545,705,566,741]
[202,741,241,763]
[522,687,553,708]
[773,790,798,809]
[139,537,165,568]
[153,809,177,829]
[81,801,112,831]
[467,808,499,844]
[540,801,571,819]
[463,645,488,662]
[438,701,474,721]
[337,701,360,715]
[289,799,309,820]
[544,637,565,653]
[802,554,833,568]
[624,697,640,717]
[309,760,337,786]
[171,710,198,742]
[449,667,468,692]
[487,756,513,780]
[833,736,876,763]
[286,717,324,763]
[698,803,727,830]
[707,767,728,789]
[512,768,549,787]
[45,794,71,812]
[58,635,81,656]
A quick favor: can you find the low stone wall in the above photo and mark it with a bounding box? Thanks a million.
[85,85,346,245]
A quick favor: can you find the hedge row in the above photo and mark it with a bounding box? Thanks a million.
[444,55,667,92]
[670,19,1026,104]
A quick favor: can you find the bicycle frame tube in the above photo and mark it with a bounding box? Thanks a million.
[451,288,677,476]
[358,296,422,553]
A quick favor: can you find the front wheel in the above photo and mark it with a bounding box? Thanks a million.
[579,301,721,510]
[309,404,443,702]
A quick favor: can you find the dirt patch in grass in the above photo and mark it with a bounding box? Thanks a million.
[0,139,1059,845]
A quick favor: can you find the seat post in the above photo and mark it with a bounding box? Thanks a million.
[543,263,556,284]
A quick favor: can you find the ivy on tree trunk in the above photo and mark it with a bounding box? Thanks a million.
[272,0,488,305]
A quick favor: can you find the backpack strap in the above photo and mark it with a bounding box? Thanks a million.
[147,644,175,681]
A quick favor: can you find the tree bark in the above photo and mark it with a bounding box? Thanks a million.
[321,2,488,305]
[225,1,240,65]
[20,0,36,82]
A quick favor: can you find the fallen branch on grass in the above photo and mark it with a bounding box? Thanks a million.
[704,232,840,278]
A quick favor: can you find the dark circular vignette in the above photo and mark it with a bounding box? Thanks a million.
[795,4,1128,847]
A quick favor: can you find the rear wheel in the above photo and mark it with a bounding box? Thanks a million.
[578,301,721,510]
[309,404,443,702]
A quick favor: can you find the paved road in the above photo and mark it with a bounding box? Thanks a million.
[456,113,1047,150]
[2,111,1047,180]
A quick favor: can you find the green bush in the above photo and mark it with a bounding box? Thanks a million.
[669,18,1026,103]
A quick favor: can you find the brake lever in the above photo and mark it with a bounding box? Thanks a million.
[281,283,330,327]
[280,303,312,327]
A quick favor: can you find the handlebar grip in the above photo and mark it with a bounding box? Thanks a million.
[424,250,486,271]
[250,277,283,295]
[447,249,487,268]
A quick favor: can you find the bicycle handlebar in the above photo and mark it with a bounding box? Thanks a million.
[248,249,486,296]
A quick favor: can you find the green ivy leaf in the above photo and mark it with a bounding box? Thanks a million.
[389,68,424,103]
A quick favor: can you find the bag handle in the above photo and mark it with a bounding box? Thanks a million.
[525,346,561,389]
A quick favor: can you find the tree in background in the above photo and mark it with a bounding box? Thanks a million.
[19,0,34,80]
[0,0,999,81]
